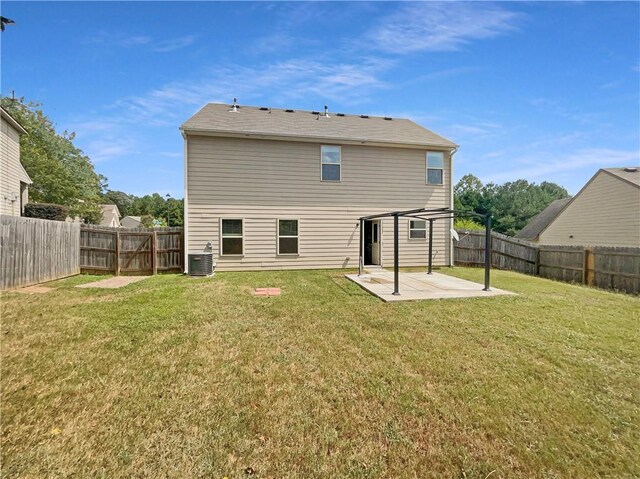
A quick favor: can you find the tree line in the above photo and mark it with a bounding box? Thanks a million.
[4,96,569,235]
[453,174,570,236]
[2,96,183,226]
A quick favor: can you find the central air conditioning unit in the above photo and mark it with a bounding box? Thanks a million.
[188,252,215,277]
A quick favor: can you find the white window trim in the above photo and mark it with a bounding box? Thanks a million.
[277,218,300,256]
[426,151,444,186]
[220,218,244,256]
[408,219,427,241]
[320,145,342,182]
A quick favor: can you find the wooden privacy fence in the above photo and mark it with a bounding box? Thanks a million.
[80,225,183,275]
[1,215,80,290]
[454,230,640,294]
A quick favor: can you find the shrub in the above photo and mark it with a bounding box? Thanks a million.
[24,203,69,221]
[454,218,485,231]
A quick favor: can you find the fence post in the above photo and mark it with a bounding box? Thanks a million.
[583,248,595,286]
[114,230,121,276]
[393,213,400,295]
[151,230,158,275]
[483,215,492,291]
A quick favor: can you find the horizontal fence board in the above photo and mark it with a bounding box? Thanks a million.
[454,229,639,294]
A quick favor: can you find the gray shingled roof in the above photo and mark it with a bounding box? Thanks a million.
[515,198,572,241]
[181,103,457,148]
[602,167,640,187]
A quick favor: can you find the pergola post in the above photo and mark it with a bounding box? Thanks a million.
[358,218,364,276]
[393,213,400,295]
[483,214,492,291]
[428,219,434,275]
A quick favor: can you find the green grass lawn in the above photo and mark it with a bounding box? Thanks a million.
[1,268,638,478]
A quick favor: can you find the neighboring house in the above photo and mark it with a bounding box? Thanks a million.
[516,198,571,242]
[535,167,640,247]
[181,102,457,272]
[120,215,142,228]
[100,204,121,227]
[1,107,31,216]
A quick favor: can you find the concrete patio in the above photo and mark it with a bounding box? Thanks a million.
[345,270,514,302]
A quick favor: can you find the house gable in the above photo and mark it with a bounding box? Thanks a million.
[538,168,640,247]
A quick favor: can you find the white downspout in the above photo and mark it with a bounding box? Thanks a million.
[449,146,458,267]
[182,131,189,274]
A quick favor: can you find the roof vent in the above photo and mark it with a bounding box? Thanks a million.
[285,109,294,113]
[360,115,369,119]
[336,113,345,117]
[259,107,269,111]
[384,117,393,121]
[623,167,638,172]
[229,98,239,113]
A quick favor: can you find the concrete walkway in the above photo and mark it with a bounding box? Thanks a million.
[346,270,514,302]
[76,276,148,289]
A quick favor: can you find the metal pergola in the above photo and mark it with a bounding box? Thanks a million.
[358,207,492,295]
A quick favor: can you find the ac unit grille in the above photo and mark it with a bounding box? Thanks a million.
[188,253,214,276]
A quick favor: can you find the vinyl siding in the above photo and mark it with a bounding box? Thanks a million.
[539,171,640,247]
[186,136,452,271]
[0,116,27,216]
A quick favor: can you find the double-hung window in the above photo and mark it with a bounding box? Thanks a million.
[221,219,243,255]
[409,220,427,239]
[321,145,341,181]
[278,219,299,255]
[426,151,444,185]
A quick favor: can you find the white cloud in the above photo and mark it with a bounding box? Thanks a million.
[530,97,604,126]
[112,57,390,125]
[485,148,640,183]
[600,79,624,90]
[369,2,521,54]
[449,122,503,139]
[83,137,138,163]
[153,35,196,53]
[89,32,194,52]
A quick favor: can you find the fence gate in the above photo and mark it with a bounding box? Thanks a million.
[80,225,183,275]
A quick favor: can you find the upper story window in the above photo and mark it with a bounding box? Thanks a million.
[409,220,427,239]
[426,151,444,185]
[221,219,243,255]
[321,145,341,182]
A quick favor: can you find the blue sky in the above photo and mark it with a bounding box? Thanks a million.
[1,1,639,197]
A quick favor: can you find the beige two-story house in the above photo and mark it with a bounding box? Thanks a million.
[181,102,457,272]
[1,107,31,216]
[535,167,640,247]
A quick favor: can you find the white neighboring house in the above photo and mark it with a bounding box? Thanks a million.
[100,204,121,227]
[1,107,32,216]
[535,167,640,247]
[120,215,142,228]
